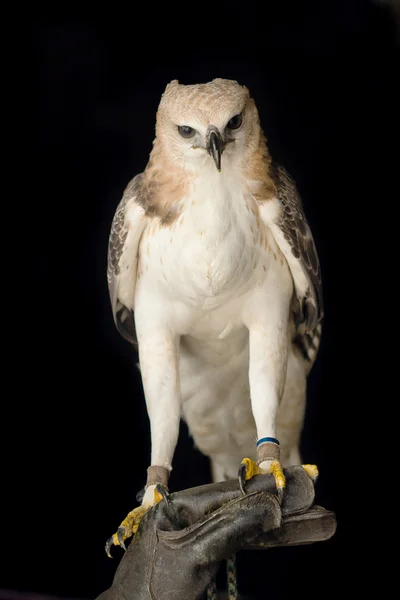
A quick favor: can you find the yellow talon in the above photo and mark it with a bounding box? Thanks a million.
[241,457,264,480]
[154,487,164,503]
[239,457,286,501]
[302,464,319,482]
[119,504,149,538]
[269,460,286,490]
[120,488,164,535]
[105,486,166,556]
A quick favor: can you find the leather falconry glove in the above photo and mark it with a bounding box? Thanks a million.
[97,466,336,600]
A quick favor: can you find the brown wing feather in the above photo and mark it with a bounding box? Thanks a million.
[107,174,144,345]
[270,162,324,332]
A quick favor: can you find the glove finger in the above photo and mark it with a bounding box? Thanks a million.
[157,490,281,563]
[244,506,337,550]
[168,465,314,529]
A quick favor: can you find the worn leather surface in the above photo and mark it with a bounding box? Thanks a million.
[96,466,336,600]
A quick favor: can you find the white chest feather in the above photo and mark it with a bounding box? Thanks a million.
[134,168,293,346]
[140,173,265,306]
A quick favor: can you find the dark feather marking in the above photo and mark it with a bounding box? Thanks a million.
[270,162,324,333]
[107,174,143,285]
[107,165,182,347]
[107,174,144,346]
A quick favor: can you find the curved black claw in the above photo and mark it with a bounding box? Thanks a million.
[156,483,171,506]
[238,463,247,496]
[136,487,145,503]
[105,536,114,559]
[117,527,127,551]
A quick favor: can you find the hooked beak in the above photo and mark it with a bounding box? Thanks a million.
[206,126,225,172]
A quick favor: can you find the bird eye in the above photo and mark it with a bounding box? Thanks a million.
[227,113,243,130]
[178,125,196,138]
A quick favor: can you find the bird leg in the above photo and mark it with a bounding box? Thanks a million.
[237,298,291,500]
[106,327,180,557]
[237,316,319,498]
[105,466,171,557]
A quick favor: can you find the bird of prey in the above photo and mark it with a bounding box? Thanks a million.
[106,78,323,553]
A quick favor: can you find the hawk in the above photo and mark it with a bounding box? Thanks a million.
[106,78,323,553]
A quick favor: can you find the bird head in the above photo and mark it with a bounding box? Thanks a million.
[154,78,263,174]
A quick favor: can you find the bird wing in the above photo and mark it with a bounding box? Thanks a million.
[107,174,147,345]
[258,163,323,335]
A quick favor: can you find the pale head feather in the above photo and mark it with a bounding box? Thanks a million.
[138,79,275,224]
[154,78,263,171]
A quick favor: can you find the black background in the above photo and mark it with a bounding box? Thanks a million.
[6,2,398,599]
